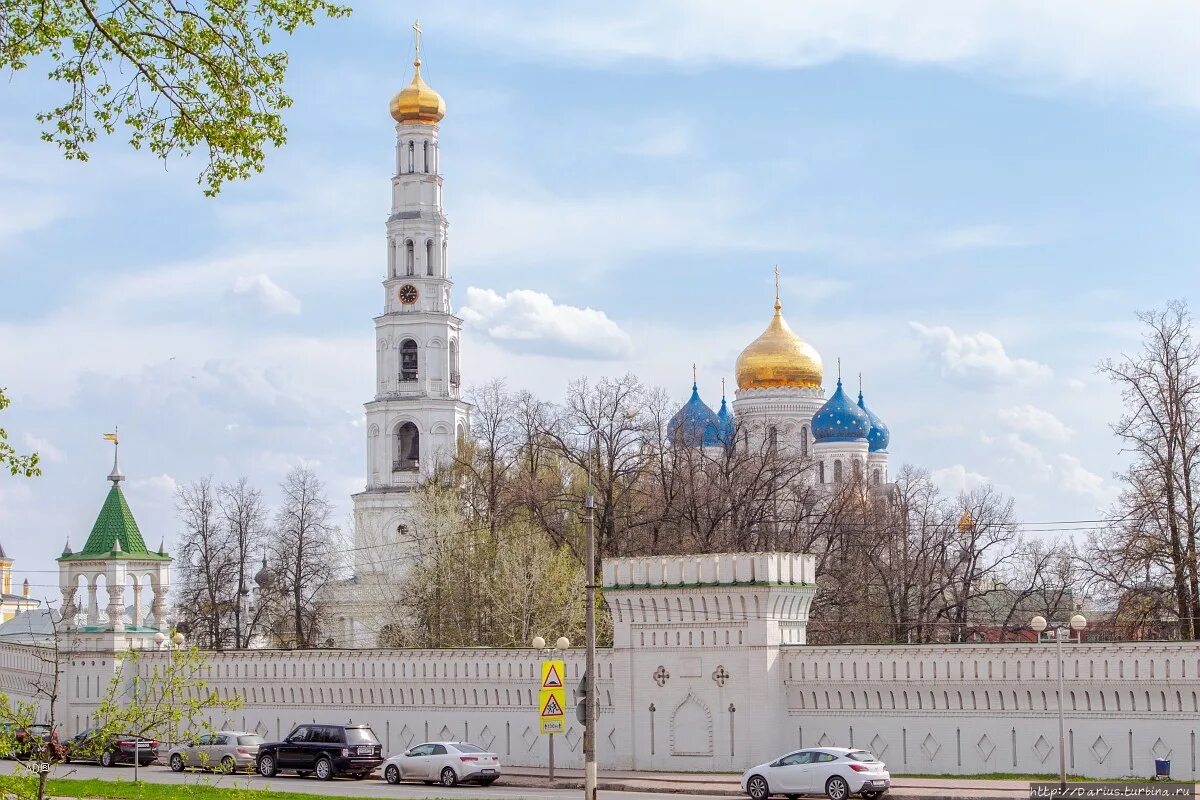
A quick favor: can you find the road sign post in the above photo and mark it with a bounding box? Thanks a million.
[538,658,567,784]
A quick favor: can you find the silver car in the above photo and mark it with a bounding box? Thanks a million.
[168,731,263,773]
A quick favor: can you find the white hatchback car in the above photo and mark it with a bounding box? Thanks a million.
[741,747,890,800]
[382,741,501,787]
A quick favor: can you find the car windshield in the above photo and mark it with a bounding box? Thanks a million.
[454,743,485,753]
[344,728,379,744]
[847,751,878,762]
[237,735,264,745]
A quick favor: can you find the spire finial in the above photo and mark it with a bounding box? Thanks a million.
[773,265,781,312]
[858,371,863,394]
[721,376,726,399]
[412,19,423,68]
[837,357,842,384]
[692,363,697,388]
[103,428,124,485]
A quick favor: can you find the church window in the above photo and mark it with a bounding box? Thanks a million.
[768,426,778,453]
[801,425,809,457]
[405,240,415,276]
[818,461,825,483]
[426,240,434,275]
[853,459,862,481]
[407,141,415,173]
[395,423,420,471]
[449,341,460,387]
[834,460,843,484]
[400,339,418,381]
[441,242,447,275]
[873,468,881,486]
[423,141,430,173]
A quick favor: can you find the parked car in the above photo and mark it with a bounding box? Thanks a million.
[63,728,158,768]
[382,741,501,787]
[741,747,890,800]
[0,724,53,759]
[168,730,263,773]
[256,723,382,781]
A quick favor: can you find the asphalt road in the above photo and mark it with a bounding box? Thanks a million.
[45,762,716,800]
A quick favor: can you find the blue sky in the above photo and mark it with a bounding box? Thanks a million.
[2,1,1199,598]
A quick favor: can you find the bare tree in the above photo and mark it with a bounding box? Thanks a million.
[175,478,234,649]
[217,478,269,649]
[273,467,338,648]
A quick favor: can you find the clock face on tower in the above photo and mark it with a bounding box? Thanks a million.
[398,284,419,305]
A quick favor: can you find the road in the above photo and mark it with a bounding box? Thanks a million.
[45,762,721,800]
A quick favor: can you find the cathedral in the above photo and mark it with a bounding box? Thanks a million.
[336,31,892,646]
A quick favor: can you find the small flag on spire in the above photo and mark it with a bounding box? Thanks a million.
[102,432,119,443]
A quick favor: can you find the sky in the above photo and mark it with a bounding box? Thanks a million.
[2,1,1199,601]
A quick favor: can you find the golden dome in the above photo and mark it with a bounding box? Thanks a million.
[735,298,824,390]
[390,57,445,125]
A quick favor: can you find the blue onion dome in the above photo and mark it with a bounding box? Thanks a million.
[716,393,735,445]
[811,379,871,443]
[668,382,721,447]
[857,390,890,452]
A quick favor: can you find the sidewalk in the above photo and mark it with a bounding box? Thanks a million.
[501,766,1197,799]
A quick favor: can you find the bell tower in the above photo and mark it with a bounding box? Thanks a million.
[349,23,472,596]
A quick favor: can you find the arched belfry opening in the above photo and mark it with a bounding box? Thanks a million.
[395,423,420,471]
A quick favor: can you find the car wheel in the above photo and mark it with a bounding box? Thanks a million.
[385,765,401,784]
[439,766,458,787]
[746,775,770,800]
[257,754,277,777]
[825,775,850,800]
[99,751,115,768]
[169,753,184,772]
[315,756,334,781]
[221,755,237,773]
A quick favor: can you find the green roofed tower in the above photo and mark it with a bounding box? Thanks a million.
[58,434,172,639]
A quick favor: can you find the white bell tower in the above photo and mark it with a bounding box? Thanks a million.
[350,23,471,589]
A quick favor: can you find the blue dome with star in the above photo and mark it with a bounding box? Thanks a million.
[716,394,735,446]
[811,379,871,443]
[857,390,890,452]
[668,383,722,447]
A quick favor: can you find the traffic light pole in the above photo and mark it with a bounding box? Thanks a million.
[583,488,597,800]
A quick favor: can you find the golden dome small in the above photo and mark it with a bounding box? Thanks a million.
[390,58,445,125]
[735,297,824,391]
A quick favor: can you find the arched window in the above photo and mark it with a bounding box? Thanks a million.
[395,422,419,470]
[449,340,460,387]
[834,460,843,484]
[768,426,778,453]
[407,141,415,173]
[400,339,418,382]
[426,240,434,276]
[852,459,862,481]
[873,468,881,485]
[801,426,809,457]
[405,240,415,276]
[423,141,430,173]
[441,241,447,276]
[818,461,825,483]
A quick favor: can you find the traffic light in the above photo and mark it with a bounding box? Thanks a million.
[575,673,588,725]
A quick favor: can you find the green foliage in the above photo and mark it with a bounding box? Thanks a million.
[1,775,476,799]
[0,389,40,478]
[0,0,351,195]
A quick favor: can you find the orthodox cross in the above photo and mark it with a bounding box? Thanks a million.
[773,265,781,306]
[712,665,730,687]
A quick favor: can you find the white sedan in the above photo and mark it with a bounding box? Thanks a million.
[741,747,890,800]
[382,741,501,787]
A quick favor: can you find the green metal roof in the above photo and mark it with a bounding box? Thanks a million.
[59,485,168,561]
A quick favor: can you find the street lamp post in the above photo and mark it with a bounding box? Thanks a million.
[1030,613,1086,794]
[532,635,569,786]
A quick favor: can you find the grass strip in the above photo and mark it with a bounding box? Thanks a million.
[2,776,476,800]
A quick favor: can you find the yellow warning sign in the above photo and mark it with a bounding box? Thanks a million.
[540,659,565,689]
[540,692,564,717]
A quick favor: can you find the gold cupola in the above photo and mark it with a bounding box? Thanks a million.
[390,21,445,125]
[735,275,823,391]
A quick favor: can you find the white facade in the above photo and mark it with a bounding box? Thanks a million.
[11,552,1196,780]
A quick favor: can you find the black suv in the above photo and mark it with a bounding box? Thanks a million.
[256,724,382,780]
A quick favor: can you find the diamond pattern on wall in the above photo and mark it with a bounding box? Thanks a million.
[1151,739,1173,760]
[399,725,415,750]
[1090,736,1111,764]
[254,720,268,736]
[439,725,455,742]
[607,728,616,750]
[817,732,834,747]
[869,734,888,757]
[1033,735,1053,763]
[976,734,995,762]
[522,726,538,752]
[564,726,581,752]
[478,725,495,751]
[921,733,941,761]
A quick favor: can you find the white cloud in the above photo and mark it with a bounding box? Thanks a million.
[231,274,302,316]
[22,434,64,463]
[460,287,633,359]
[442,1,1200,109]
[909,322,1051,385]
[1067,378,1087,391]
[932,464,990,495]
[997,404,1072,442]
[128,474,178,495]
[1056,454,1105,498]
